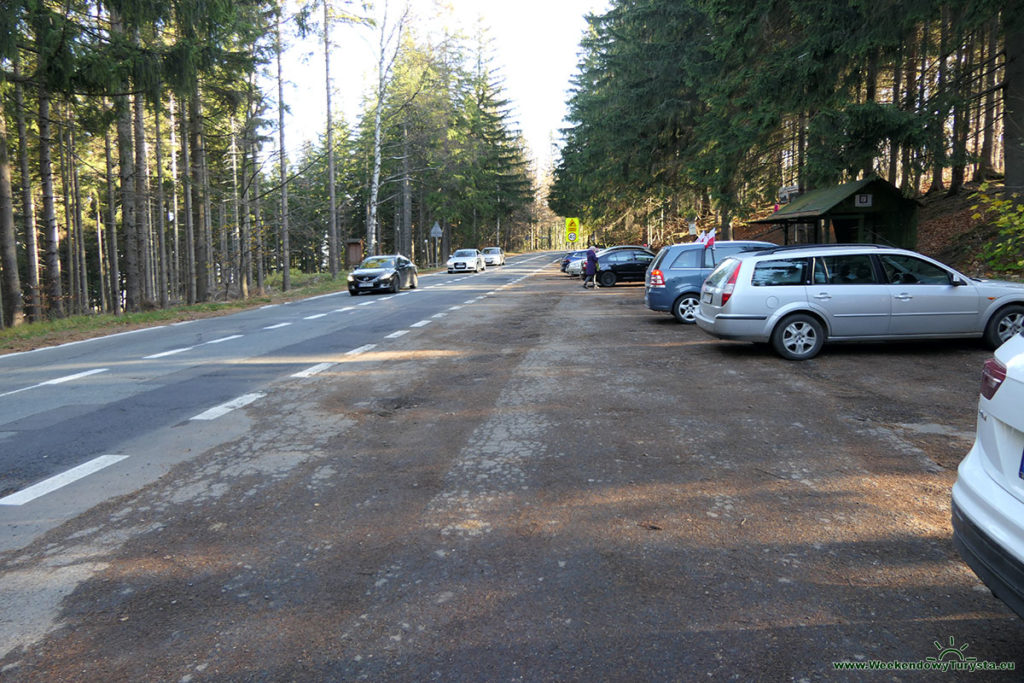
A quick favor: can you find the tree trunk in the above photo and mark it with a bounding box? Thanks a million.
[38,89,65,318]
[929,9,949,194]
[975,17,999,182]
[179,96,196,304]
[189,85,209,302]
[325,0,339,276]
[104,129,122,315]
[1005,3,1024,192]
[133,90,152,304]
[154,100,169,308]
[276,12,291,289]
[14,58,41,321]
[0,96,24,327]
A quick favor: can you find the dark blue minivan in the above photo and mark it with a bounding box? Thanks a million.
[644,240,775,323]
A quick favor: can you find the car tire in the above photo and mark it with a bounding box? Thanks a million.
[349,289,359,296]
[599,271,616,287]
[391,278,400,293]
[410,274,418,289]
[983,304,1024,349]
[771,313,825,360]
[672,293,701,324]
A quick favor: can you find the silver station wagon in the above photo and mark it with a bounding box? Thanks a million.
[695,244,1024,360]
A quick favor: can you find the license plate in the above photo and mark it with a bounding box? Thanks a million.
[702,291,712,303]
[359,282,373,288]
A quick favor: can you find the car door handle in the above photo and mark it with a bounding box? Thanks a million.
[894,293,913,301]
[812,293,832,301]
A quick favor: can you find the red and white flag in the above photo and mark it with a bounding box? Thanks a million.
[700,228,716,248]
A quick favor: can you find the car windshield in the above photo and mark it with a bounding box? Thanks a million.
[483,248,500,254]
[453,249,476,257]
[359,257,395,269]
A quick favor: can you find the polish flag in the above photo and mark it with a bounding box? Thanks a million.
[701,228,716,248]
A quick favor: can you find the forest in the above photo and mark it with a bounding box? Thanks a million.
[0,0,536,328]
[549,0,1024,250]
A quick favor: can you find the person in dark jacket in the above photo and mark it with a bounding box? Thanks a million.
[582,246,598,288]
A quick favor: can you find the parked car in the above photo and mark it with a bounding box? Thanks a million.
[447,249,486,273]
[561,249,588,272]
[482,247,505,266]
[952,330,1024,620]
[566,256,587,277]
[645,240,775,323]
[595,247,656,287]
[695,244,1024,360]
[347,254,418,295]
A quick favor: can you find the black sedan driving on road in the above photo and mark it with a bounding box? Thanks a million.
[348,255,419,295]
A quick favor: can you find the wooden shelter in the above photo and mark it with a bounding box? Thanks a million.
[749,176,918,248]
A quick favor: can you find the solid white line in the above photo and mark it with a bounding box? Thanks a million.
[410,320,432,328]
[264,322,292,330]
[0,455,129,506]
[190,392,265,421]
[292,362,337,378]
[385,330,409,339]
[347,344,377,355]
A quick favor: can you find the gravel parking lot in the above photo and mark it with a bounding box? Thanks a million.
[2,259,1021,680]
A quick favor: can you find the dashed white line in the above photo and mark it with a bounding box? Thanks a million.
[190,393,265,421]
[145,347,192,359]
[0,368,109,398]
[385,330,409,339]
[410,320,432,328]
[304,313,328,320]
[264,322,292,330]
[292,362,337,378]
[207,335,243,345]
[0,455,129,506]
[347,344,378,355]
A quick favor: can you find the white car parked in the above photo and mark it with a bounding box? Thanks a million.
[952,330,1024,620]
[447,249,486,273]
[482,247,505,266]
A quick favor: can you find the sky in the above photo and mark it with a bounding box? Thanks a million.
[280,0,609,171]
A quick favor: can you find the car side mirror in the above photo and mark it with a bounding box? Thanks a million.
[951,275,968,286]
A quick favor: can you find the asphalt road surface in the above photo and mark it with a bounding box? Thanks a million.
[1,253,1022,680]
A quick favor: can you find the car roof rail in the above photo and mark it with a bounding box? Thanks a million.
[750,243,887,255]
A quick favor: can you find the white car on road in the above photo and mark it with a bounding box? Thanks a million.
[447,249,486,273]
[952,330,1024,620]
[482,247,505,266]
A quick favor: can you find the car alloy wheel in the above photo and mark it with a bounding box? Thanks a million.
[599,271,616,287]
[985,304,1024,348]
[672,294,700,324]
[771,313,825,360]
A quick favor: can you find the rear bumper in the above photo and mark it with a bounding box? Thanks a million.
[952,445,1024,620]
[694,311,769,341]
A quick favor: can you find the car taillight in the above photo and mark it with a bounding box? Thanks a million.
[650,269,665,287]
[720,264,740,306]
[981,358,1006,400]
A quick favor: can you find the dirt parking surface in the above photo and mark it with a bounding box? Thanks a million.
[1,259,1022,681]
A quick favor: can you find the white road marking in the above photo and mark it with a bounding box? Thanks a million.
[190,393,265,421]
[336,306,356,312]
[385,330,409,339]
[432,312,447,318]
[292,362,337,378]
[410,320,432,328]
[304,314,327,320]
[207,335,243,345]
[264,322,292,330]
[0,368,109,398]
[0,455,129,506]
[448,306,463,311]
[358,301,374,306]
[145,347,192,359]
[347,344,378,355]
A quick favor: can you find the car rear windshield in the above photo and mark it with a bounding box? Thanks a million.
[752,258,809,286]
[704,258,738,288]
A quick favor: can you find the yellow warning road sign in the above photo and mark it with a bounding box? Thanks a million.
[565,217,580,242]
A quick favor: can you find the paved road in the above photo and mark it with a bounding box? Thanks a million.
[1,255,1022,680]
